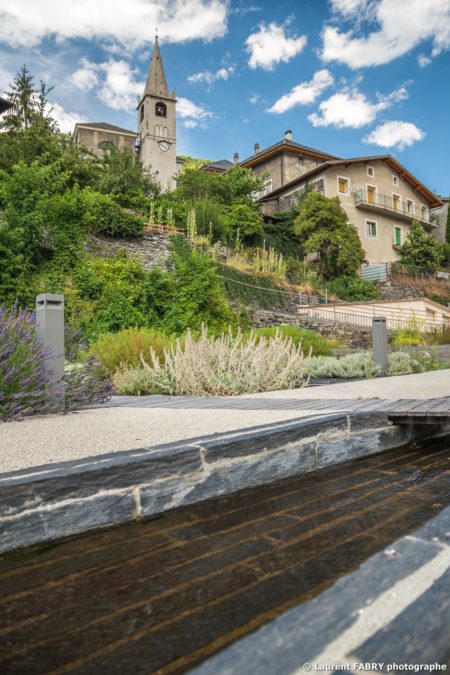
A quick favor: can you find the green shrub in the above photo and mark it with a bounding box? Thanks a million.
[83,191,144,238]
[218,264,289,310]
[390,322,428,346]
[86,327,174,376]
[327,276,378,302]
[307,353,382,379]
[387,351,423,375]
[250,325,335,356]
[113,325,309,396]
[307,351,424,379]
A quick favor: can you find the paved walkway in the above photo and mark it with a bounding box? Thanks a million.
[0,371,448,474]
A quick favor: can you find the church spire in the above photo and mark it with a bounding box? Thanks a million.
[144,34,170,98]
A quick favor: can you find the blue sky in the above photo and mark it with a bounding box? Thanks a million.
[0,0,449,194]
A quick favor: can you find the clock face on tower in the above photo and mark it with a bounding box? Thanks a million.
[158,140,170,153]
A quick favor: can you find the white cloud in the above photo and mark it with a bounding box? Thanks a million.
[363,120,426,150]
[321,0,450,68]
[47,102,86,132]
[97,59,143,110]
[0,0,229,49]
[177,96,214,128]
[249,93,260,104]
[187,65,234,85]
[418,54,432,67]
[308,84,409,128]
[245,22,307,71]
[70,58,99,91]
[330,0,370,16]
[268,69,334,114]
[70,58,143,111]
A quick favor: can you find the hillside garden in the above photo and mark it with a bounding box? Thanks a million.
[0,68,448,417]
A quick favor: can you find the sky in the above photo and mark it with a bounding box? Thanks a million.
[0,0,449,195]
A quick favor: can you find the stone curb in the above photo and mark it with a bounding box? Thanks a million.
[0,412,425,555]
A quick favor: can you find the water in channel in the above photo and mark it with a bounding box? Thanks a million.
[0,437,449,674]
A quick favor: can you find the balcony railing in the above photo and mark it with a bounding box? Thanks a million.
[353,190,438,228]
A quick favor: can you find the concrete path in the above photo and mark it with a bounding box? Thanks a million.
[0,371,448,474]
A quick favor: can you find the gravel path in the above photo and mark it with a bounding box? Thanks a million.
[0,370,448,474]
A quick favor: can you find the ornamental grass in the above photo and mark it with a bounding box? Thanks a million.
[112,324,310,396]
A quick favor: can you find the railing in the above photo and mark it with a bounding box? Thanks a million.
[144,223,185,235]
[298,303,450,332]
[353,190,437,227]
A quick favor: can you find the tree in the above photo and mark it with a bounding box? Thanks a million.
[1,65,56,132]
[400,219,442,270]
[293,192,365,279]
[224,203,264,244]
[98,146,160,205]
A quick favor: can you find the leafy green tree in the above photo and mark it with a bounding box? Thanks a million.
[162,236,235,335]
[0,225,32,304]
[0,160,70,264]
[224,203,264,243]
[176,166,264,206]
[400,219,442,270]
[293,192,364,279]
[98,146,160,205]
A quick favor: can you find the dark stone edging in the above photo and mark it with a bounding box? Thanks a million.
[189,506,450,674]
[0,413,441,555]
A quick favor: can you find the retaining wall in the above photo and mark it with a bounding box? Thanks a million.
[0,413,444,555]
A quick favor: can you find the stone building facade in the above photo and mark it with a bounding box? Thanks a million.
[248,138,442,264]
[72,122,138,159]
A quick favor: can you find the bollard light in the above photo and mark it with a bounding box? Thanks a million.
[35,294,65,410]
[372,316,388,375]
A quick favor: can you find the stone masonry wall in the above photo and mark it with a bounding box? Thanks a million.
[250,308,376,348]
[84,233,170,270]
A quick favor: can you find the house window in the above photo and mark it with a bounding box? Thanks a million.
[155,102,167,117]
[421,204,427,219]
[367,185,377,205]
[365,220,378,238]
[392,193,401,211]
[337,176,349,194]
[393,175,399,186]
[261,178,273,196]
[394,226,403,246]
[98,141,113,151]
[298,155,304,165]
[140,104,144,122]
[406,198,414,215]
[367,166,375,177]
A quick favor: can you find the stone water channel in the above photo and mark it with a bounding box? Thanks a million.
[0,437,449,674]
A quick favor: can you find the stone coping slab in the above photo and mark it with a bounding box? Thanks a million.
[0,412,438,555]
[190,505,450,675]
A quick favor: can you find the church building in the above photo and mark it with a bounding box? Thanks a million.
[73,36,178,190]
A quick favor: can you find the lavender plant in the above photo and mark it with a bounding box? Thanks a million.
[0,304,111,421]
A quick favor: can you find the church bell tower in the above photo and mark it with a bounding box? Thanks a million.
[137,36,176,190]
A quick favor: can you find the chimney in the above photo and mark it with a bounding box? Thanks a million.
[284,129,292,141]
[233,152,239,164]
[254,142,260,154]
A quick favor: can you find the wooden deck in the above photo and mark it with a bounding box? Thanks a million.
[388,398,450,426]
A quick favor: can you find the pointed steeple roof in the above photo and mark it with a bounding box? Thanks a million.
[144,35,170,98]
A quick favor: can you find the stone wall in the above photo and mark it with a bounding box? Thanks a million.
[84,233,170,270]
[251,308,376,348]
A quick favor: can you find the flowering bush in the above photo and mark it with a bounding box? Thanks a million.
[113,325,309,396]
[0,304,111,421]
